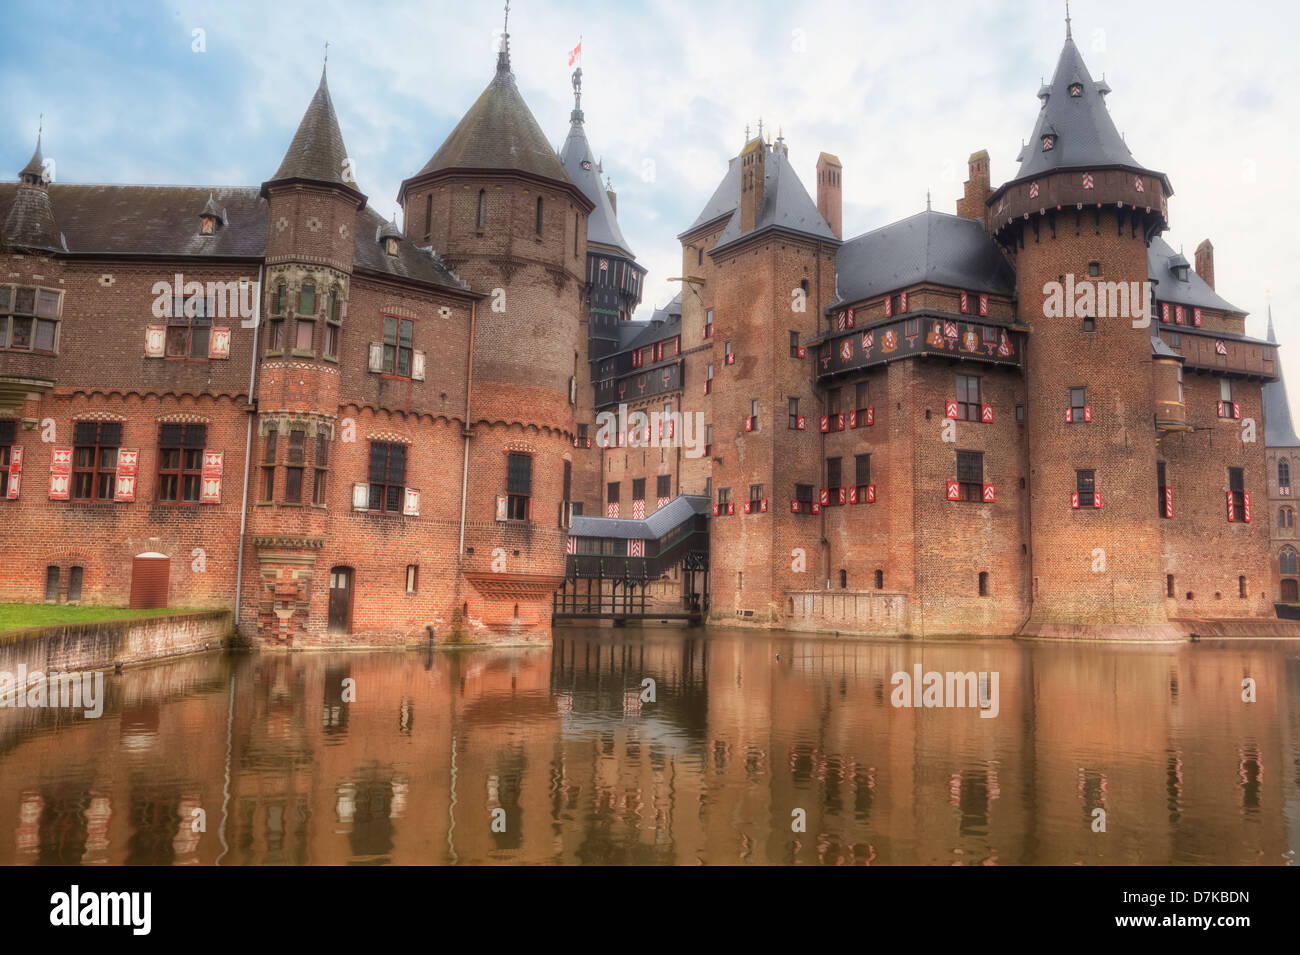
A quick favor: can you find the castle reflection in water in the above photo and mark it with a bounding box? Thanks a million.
[1,628,1297,865]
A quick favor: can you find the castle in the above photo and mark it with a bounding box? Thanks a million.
[0,15,1291,644]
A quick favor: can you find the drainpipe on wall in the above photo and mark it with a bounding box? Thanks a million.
[233,265,263,627]
[458,299,477,555]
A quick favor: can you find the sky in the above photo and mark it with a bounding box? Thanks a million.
[4,0,1299,399]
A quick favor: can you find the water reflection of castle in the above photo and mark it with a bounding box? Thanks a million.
[0,632,1295,864]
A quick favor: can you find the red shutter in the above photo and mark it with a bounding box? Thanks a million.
[837,487,847,506]
[1233,402,1241,419]
[865,407,874,426]
[760,499,768,513]
[866,484,876,503]
[1071,492,1079,509]
[820,415,829,433]
[1226,490,1235,522]
[945,400,958,419]
[1093,491,1102,509]
[848,486,858,505]
[1164,488,1173,519]
[848,410,857,429]
[743,500,751,514]
[1065,407,1073,423]
[820,488,829,505]
[1244,492,1252,523]
[884,297,892,317]
[900,292,908,312]
[946,480,959,501]
[1217,400,1225,418]
[790,500,800,513]
[983,484,995,502]
[6,446,22,499]
[981,404,993,423]
[978,295,989,316]
[1083,405,1092,422]
[797,415,806,430]
[836,413,845,431]
[727,502,735,515]
[960,292,969,313]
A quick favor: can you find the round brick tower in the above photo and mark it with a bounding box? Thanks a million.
[397,26,593,637]
[988,23,1178,636]
[247,64,367,643]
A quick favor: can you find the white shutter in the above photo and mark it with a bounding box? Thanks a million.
[412,350,426,381]
[352,482,369,510]
[496,494,508,522]
[145,325,166,357]
[403,487,420,516]
[368,342,384,373]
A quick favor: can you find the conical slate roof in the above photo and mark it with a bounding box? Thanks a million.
[264,66,356,194]
[414,49,571,186]
[3,132,62,252]
[1013,28,1145,182]
[1264,309,1300,447]
[560,84,633,257]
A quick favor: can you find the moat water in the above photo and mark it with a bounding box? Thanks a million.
[1,626,1297,865]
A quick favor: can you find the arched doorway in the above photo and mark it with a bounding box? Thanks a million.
[329,566,354,635]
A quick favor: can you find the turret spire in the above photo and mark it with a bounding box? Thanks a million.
[1065,0,1072,39]
[497,2,511,74]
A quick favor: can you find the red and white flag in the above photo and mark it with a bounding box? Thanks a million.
[568,41,582,66]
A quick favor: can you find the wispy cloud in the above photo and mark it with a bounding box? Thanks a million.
[4,0,1299,392]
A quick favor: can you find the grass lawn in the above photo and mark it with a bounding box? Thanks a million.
[0,603,193,634]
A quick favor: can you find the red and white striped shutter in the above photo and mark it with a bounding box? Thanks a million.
[1226,490,1235,522]
[979,295,989,316]
[836,413,846,431]
[1174,306,1184,325]
[820,488,829,505]
[847,307,855,327]
[566,536,576,554]
[607,502,619,518]
[837,487,846,506]
[900,292,908,312]
[866,484,876,503]
[848,410,857,429]
[946,480,959,501]
[657,496,669,509]
[1083,406,1092,422]
[632,499,645,519]
[49,446,72,500]
[820,415,829,433]
[960,292,969,313]
[1093,492,1102,509]
[1161,304,1170,323]
[629,539,644,557]
[6,446,22,499]
[983,484,995,503]
[848,486,858,505]
[1071,492,1079,509]
[403,488,420,516]
[866,407,874,426]
[145,325,166,357]
[797,415,806,430]
[884,296,892,317]
[1244,492,1252,523]
[114,448,139,502]
[945,400,958,419]
[1193,308,1202,326]
[1217,400,1225,418]
[1233,402,1241,419]
[209,327,231,359]
[981,404,993,423]
[1164,487,1173,519]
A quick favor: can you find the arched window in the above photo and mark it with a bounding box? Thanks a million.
[476,189,486,230]
[535,196,544,236]
[1280,546,1298,577]
[1280,458,1291,489]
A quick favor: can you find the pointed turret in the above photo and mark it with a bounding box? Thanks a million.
[3,129,63,252]
[560,65,634,257]
[261,65,365,206]
[1265,308,1300,447]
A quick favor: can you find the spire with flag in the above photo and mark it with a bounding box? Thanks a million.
[568,37,582,67]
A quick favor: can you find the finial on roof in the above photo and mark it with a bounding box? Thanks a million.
[19,119,47,183]
[497,2,511,74]
[1065,0,1072,39]
[324,40,329,70]
[926,189,931,211]
[757,117,764,140]
[744,123,750,140]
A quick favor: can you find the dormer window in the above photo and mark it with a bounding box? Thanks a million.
[197,194,225,236]
[385,236,399,257]
[200,216,217,236]
[1041,134,1056,151]
[1068,83,1083,97]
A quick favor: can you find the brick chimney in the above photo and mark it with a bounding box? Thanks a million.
[1195,239,1215,290]
[956,149,991,223]
[816,152,843,240]
[740,138,766,234]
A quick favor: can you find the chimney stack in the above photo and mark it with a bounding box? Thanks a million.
[740,138,767,234]
[1195,239,1215,290]
[956,149,991,223]
[815,152,842,240]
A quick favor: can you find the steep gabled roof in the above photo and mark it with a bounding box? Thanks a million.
[830,209,1015,308]
[1148,237,1242,314]
[1010,26,1164,189]
[1265,309,1300,447]
[263,66,359,197]
[709,142,836,253]
[681,155,741,237]
[0,183,469,291]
